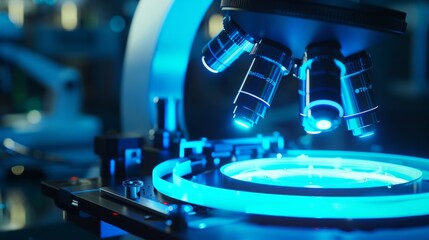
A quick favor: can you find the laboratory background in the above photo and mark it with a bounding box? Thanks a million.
[0,0,428,239]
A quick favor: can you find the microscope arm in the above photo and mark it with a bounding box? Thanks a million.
[0,43,81,118]
[121,0,212,137]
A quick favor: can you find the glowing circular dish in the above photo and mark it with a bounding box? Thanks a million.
[220,157,422,195]
[152,151,429,219]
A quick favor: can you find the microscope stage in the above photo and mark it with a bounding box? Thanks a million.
[43,141,429,239]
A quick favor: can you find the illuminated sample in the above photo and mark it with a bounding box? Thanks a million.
[233,39,293,128]
[153,151,429,219]
[201,16,255,73]
[220,158,421,191]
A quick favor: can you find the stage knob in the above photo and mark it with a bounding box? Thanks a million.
[122,178,144,200]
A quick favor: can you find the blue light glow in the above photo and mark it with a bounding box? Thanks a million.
[201,56,219,73]
[305,129,321,135]
[165,98,177,132]
[302,100,344,118]
[234,119,250,129]
[316,120,332,130]
[110,159,115,176]
[220,158,420,188]
[334,59,347,77]
[198,223,207,229]
[100,221,128,238]
[359,132,375,138]
[153,151,429,219]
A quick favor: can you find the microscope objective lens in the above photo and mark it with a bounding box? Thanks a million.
[201,16,254,73]
[342,51,379,137]
[233,39,293,129]
[299,42,345,134]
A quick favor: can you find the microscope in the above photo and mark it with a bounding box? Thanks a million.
[42,0,429,239]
